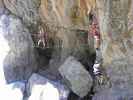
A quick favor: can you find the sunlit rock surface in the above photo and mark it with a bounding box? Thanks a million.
[0,31,10,85]
[27,73,70,100]
[39,0,90,28]
[3,0,93,28]
[38,0,94,70]
[0,14,38,83]
[0,81,25,100]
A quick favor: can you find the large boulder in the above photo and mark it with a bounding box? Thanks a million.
[59,56,92,98]
[27,73,70,100]
[3,0,40,26]
[0,14,38,83]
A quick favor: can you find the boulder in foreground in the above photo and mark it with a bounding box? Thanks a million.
[59,56,93,97]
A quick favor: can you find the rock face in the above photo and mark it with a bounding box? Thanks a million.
[59,56,92,98]
[3,0,41,26]
[1,0,133,99]
[93,87,133,100]
[2,0,94,72]
[39,0,94,66]
[0,0,5,15]
[0,14,38,83]
[47,29,94,79]
[96,0,129,61]
[39,0,90,28]
[92,0,133,99]
[27,73,70,100]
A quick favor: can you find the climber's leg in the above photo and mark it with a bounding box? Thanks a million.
[93,48,103,76]
[93,45,111,87]
[93,35,102,74]
[93,37,109,85]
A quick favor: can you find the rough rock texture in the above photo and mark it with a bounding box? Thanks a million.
[0,81,25,100]
[39,0,90,28]
[93,0,133,99]
[48,29,94,79]
[2,0,95,72]
[2,0,95,71]
[59,56,92,98]
[27,73,70,100]
[1,0,133,99]
[93,87,133,100]
[92,58,133,100]
[128,0,133,31]
[0,0,5,15]
[0,14,38,83]
[3,0,41,26]
[96,0,129,60]
[39,0,94,68]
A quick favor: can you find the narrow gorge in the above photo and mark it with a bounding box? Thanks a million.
[0,0,133,100]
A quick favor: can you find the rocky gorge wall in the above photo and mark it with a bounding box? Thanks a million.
[0,0,94,81]
[0,0,94,99]
[93,0,133,100]
[0,0,133,100]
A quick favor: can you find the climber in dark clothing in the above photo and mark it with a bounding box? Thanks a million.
[89,13,102,75]
[88,12,110,86]
[83,0,111,90]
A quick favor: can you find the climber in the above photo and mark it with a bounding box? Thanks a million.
[81,0,107,85]
[88,11,110,86]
